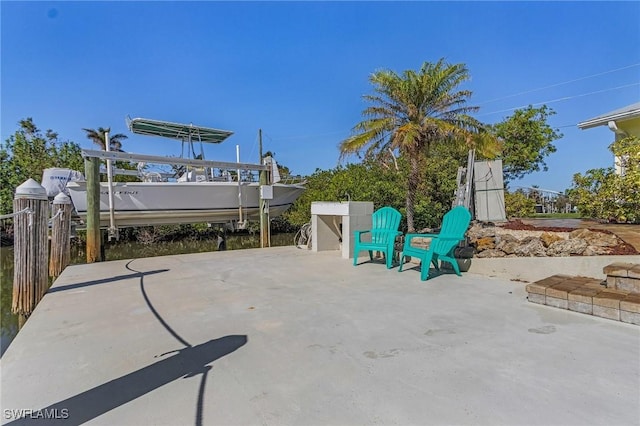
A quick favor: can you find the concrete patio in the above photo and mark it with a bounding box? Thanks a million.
[1,246,639,425]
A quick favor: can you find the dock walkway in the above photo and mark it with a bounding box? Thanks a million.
[1,247,639,425]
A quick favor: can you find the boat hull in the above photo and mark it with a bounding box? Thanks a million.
[66,181,305,227]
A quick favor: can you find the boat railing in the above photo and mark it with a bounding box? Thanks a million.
[103,165,266,184]
[92,150,304,185]
[278,175,307,185]
[87,149,268,183]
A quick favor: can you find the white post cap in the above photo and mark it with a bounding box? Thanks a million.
[15,178,48,200]
[53,192,71,204]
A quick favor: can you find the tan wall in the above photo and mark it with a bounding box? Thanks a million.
[618,116,640,137]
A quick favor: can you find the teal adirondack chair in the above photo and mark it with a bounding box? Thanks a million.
[353,207,402,269]
[398,206,472,281]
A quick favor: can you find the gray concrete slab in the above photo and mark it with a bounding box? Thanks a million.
[1,246,639,425]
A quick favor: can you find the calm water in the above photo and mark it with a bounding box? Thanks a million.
[0,233,295,356]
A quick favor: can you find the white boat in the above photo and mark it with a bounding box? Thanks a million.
[59,117,306,229]
[66,180,305,227]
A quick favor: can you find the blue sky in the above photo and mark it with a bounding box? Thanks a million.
[2,1,639,193]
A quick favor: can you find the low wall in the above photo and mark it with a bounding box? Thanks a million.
[467,255,640,282]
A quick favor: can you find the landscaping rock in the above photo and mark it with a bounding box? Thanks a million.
[496,236,520,255]
[467,224,496,239]
[475,248,506,258]
[514,237,547,257]
[540,231,564,247]
[583,245,613,256]
[570,228,620,247]
[466,220,636,258]
[546,238,588,256]
[475,236,495,251]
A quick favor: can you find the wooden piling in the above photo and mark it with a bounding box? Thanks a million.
[85,156,102,263]
[49,192,72,279]
[259,129,271,248]
[12,179,49,328]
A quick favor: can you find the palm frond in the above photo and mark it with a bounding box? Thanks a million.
[340,58,492,163]
[82,127,128,151]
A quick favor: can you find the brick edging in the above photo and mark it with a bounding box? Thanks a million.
[526,273,640,325]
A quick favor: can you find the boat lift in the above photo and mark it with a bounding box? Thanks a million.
[88,117,271,240]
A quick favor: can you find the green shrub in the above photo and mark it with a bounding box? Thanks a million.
[568,136,640,223]
[505,190,536,218]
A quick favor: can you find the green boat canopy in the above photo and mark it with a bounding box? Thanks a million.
[126,117,234,143]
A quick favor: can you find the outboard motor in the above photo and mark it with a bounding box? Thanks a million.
[41,168,85,199]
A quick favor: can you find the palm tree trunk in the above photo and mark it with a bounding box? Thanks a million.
[405,153,420,232]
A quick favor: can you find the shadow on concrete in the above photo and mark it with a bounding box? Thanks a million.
[401,264,457,280]
[5,335,248,426]
[47,269,170,294]
[137,267,190,347]
[6,260,247,425]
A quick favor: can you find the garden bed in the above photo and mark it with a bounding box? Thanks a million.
[468,220,639,257]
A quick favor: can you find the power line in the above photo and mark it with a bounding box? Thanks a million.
[477,63,640,106]
[262,129,349,142]
[256,64,640,141]
[476,82,640,117]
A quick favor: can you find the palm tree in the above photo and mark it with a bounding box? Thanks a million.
[82,127,128,151]
[340,59,498,232]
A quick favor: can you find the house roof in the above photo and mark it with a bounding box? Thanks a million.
[578,101,640,129]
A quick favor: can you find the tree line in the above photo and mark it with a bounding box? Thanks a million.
[0,120,134,216]
[4,58,635,236]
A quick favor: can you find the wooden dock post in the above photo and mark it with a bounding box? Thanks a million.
[85,156,103,263]
[12,179,49,328]
[49,192,72,279]
[258,129,270,248]
[259,168,270,248]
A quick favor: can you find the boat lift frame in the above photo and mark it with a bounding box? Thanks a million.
[81,149,271,242]
[81,117,277,262]
[82,149,269,173]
